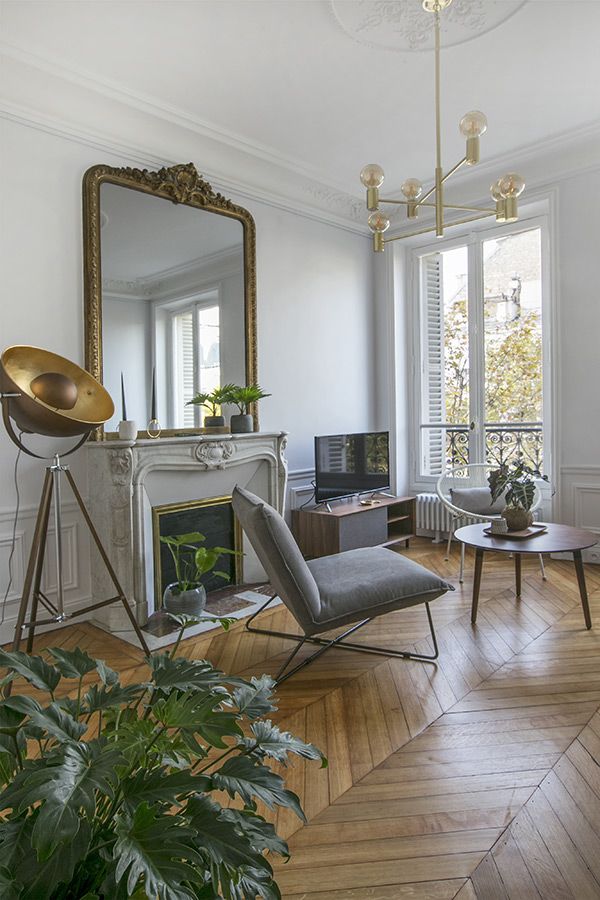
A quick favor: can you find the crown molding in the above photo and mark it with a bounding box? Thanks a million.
[0,40,353,197]
[0,97,369,237]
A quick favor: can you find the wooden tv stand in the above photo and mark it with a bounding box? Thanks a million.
[292,495,416,559]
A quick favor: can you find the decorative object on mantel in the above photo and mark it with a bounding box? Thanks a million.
[117,371,137,443]
[488,461,549,533]
[0,345,150,656]
[224,383,271,433]
[146,365,161,438]
[359,0,527,251]
[187,384,233,431]
[0,630,325,899]
[159,530,241,616]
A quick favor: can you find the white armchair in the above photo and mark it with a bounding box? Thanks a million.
[436,462,545,583]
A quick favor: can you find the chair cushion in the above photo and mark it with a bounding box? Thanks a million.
[306,546,454,634]
[232,485,321,630]
[450,486,505,516]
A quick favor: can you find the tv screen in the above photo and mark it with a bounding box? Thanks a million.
[314,431,390,502]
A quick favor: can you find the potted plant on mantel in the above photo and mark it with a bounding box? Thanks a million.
[224,384,271,434]
[0,621,325,899]
[488,461,548,531]
[160,531,241,615]
[187,385,235,429]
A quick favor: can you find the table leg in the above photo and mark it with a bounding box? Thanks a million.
[515,553,522,598]
[471,547,484,625]
[573,549,592,630]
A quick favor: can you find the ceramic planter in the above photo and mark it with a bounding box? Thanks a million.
[162,582,207,616]
[230,413,254,434]
[204,415,225,427]
[502,507,533,531]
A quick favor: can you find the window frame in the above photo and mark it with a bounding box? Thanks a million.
[407,211,553,494]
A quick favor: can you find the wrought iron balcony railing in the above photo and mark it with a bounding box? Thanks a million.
[444,422,544,471]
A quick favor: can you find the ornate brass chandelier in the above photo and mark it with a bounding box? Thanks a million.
[360,0,525,251]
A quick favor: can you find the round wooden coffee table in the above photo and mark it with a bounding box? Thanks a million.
[454,523,598,629]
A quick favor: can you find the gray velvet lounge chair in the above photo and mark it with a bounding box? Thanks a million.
[232,485,454,683]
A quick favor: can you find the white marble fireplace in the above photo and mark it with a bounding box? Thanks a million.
[87,432,287,635]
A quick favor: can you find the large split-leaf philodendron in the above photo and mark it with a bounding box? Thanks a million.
[0,616,325,899]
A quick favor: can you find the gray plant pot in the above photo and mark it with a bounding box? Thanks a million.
[230,413,254,434]
[502,507,533,531]
[204,415,225,427]
[162,583,207,616]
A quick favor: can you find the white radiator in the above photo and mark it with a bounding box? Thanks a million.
[416,493,455,541]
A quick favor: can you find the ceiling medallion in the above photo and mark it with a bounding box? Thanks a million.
[359,0,526,251]
[330,0,527,52]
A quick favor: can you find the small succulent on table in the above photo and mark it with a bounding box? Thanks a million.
[222,385,271,434]
[0,615,326,899]
[488,461,548,530]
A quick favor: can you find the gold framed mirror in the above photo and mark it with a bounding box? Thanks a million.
[83,163,257,438]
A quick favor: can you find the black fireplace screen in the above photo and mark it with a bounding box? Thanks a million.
[152,495,243,608]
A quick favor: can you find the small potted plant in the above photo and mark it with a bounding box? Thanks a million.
[488,461,548,531]
[223,383,271,433]
[186,384,235,428]
[160,530,240,615]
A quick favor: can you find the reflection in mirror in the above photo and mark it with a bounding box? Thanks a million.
[100,183,246,432]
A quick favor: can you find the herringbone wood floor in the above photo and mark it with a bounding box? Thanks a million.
[10,540,600,898]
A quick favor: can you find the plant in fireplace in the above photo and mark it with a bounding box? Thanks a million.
[160,531,241,616]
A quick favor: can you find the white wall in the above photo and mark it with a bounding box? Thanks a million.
[103,296,152,430]
[0,114,375,639]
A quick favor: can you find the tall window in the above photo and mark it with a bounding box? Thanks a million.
[417,224,546,480]
[172,303,220,428]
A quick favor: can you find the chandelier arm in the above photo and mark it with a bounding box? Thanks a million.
[381,209,497,244]
[442,204,496,213]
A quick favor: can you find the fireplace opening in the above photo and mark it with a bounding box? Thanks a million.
[152,495,243,609]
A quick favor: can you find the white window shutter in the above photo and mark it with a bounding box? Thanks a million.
[177,311,196,428]
[422,253,445,475]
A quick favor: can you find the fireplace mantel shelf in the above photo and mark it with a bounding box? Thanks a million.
[87,431,288,635]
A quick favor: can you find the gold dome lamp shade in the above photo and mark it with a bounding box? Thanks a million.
[0,345,114,448]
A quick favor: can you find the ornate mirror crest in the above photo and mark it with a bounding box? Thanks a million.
[83,162,257,439]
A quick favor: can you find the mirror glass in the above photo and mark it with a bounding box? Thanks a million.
[100,183,246,432]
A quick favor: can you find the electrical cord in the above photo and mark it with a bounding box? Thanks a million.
[299,480,316,509]
[1,436,23,627]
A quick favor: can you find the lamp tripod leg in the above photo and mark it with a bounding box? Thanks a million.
[64,470,151,656]
[10,468,53,655]
[26,472,54,653]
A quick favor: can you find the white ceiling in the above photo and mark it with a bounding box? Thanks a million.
[2,0,600,197]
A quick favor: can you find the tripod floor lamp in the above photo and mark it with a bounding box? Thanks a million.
[0,345,150,655]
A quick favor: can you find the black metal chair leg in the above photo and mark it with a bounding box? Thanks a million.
[245,595,439,683]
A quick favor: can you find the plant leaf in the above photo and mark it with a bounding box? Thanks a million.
[122,769,204,813]
[149,654,239,694]
[83,682,145,714]
[46,647,97,679]
[232,676,277,720]
[114,802,200,900]
[245,719,327,765]
[18,818,91,899]
[185,794,269,875]
[209,756,305,821]
[0,866,21,900]
[0,650,60,694]
[11,741,122,859]
[152,693,242,748]
[27,702,86,744]
[219,808,289,858]
[95,659,119,686]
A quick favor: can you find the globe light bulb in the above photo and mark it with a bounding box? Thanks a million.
[490,180,503,202]
[459,111,488,138]
[368,212,390,234]
[401,178,423,201]
[498,173,525,199]
[360,164,385,189]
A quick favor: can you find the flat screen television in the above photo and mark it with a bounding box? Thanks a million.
[314,431,390,503]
